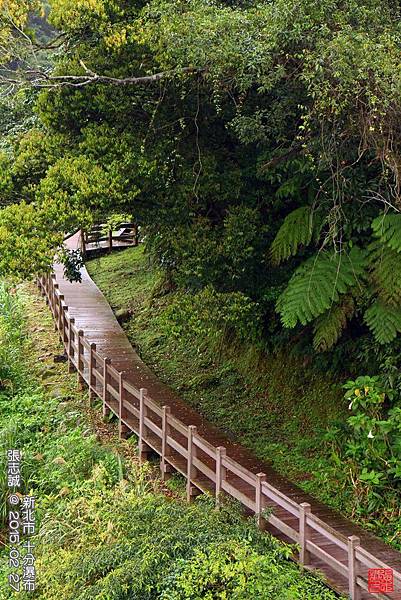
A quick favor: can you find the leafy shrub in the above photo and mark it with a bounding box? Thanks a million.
[162,540,336,599]
[158,285,261,345]
[58,248,84,283]
[18,492,337,600]
[326,375,401,515]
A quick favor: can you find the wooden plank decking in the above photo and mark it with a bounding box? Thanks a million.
[37,230,401,600]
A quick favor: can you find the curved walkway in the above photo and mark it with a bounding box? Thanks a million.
[38,230,401,600]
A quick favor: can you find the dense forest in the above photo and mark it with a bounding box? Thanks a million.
[2,0,401,360]
[1,0,401,596]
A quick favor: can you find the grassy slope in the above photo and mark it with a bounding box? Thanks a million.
[0,282,338,600]
[87,248,350,511]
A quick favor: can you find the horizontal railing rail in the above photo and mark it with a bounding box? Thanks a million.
[37,271,401,599]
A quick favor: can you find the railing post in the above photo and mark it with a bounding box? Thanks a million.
[53,284,59,331]
[348,536,361,600]
[62,305,68,345]
[139,388,151,462]
[77,330,85,389]
[49,276,55,319]
[80,228,86,260]
[108,228,113,253]
[255,473,267,529]
[215,446,226,508]
[186,425,200,502]
[161,405,173,480]
[57,294,64,335]
[46,274,50,301]
[299,502,312,567]
[44,275,49,304]
[118,372,130,439]
[102,357,111,418]
[89,343,96,404]
[68,317,75,373]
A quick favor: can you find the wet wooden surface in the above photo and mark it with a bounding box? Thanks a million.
[47,231,401,599]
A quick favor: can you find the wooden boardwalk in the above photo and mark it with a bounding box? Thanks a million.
[38,230,401,600]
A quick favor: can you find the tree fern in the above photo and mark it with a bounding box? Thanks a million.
[368,241,401,306]
[313,296,355,351]
[270,206,317,265]
[276,247,365,328]
[371,213,401,253]
[365,301,401,344]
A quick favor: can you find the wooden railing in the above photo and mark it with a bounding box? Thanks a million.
[81,223,139,257]
[37,271,401,599]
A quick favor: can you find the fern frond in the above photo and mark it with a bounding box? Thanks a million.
[313,296,355,351]
[368,241,401,306]
[270,206,316,265]
[371,213,401,253]
[276,247,365,328]
[364,301,401,344]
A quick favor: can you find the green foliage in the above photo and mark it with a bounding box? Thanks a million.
[92,235,401,549]
[313,296,355,351]
[159,285,261,345]
[0,201,66,278]
[364,301,401,344]
[221,205,265,286]
[0,423,19,524]
[326,376,401,516]
[36,155,136,214]
[0,152,13,203]
[270,206,316,265]
[0,0,401,360]
[372,213,401,253]
[101,212,133,236]
[57,248,84,283]
[11,129,68,195]
[276,248,365,328]
[2,0,401,359]
[162,540,336,600]
[368,243,401,307]
[0,283,26,388]
[26,492,336,600]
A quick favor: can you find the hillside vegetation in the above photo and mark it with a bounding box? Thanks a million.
[88,247,401,550]
[1,0,401,575]
[0,283,339,599]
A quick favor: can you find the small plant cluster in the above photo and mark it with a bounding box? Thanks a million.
[326,375,401,519]
[58,248,84,283]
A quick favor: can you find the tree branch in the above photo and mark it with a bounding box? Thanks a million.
[0,65,206,92]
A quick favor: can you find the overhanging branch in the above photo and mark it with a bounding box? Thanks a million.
[0,65,206,91]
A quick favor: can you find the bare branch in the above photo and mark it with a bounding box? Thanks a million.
[32,32,67,50]
[0,65,206,92]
